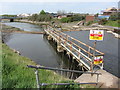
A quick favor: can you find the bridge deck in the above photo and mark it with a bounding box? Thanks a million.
[44,25,104,70]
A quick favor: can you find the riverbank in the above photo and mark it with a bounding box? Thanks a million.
[15,19,120,39]
[3,42,88,88]
[1,24,44,34]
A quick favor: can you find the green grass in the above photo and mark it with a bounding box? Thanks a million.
[105,20,120,27]
[2,43,94,88]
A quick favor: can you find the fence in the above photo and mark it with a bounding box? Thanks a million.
[27,65,101,89]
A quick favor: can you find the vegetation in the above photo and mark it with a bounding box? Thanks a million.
[109,13,120,21]
[2,44,75,88]
[105,20,120,27]
[0,14,17,17]
[86,21,94,26]
[28,10,52,22]
[2,43,94,88]
[60,17,72,23]
[98,18,108,25]
[71,14,85,22]
[60,14,85,23]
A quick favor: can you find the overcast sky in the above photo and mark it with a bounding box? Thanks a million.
[0,0,119,15]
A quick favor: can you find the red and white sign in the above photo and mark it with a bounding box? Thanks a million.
[89,30,104,41]
[94,56,103,65]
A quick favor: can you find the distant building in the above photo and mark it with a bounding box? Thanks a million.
[97,15,110,20]
[50,13,73,19]
[57,15,67,19]
[97,7,119,20]
[85,15,95,22]
[102,7,118,15]
[17,13,32,17]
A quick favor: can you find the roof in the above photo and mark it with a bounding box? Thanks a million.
[104,7,117,12]
[98,15,110,19]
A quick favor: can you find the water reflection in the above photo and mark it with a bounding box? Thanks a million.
[43,35,82,79]
[3,32,82,79]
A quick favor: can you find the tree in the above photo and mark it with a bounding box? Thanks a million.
[28,14,38,21]
[40,10,46,15]
[71,14,85,22]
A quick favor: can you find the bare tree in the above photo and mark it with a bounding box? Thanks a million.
[57,10,66,15]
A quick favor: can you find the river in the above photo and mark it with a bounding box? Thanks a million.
[3,22,119,78]
[2,22,81,79]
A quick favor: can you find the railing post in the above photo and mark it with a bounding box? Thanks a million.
[96,74,99,84]
[91,41,97,74]
[35,69,40,89]
[70,41,72,51]
[78,49,81,59]
[88,47,90,57]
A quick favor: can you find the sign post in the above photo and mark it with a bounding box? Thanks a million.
[89,30,104,73]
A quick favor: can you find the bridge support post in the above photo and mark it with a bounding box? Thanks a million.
[57,45,64,52]
[47,35,52,40]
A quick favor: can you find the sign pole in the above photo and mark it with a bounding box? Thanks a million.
[91,40,97,74]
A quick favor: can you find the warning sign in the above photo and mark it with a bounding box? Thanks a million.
[94,56,103,65]
[89,30,104,41]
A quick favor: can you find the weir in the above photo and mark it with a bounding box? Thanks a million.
[44,25,104,71]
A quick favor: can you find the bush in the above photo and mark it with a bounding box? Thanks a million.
[98,18,108,25]
[86,21,93,26]
[71,15,85,22]
[60,17,71,23]
[109,13,120,21]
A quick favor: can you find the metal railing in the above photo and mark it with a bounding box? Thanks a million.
[27,65,101,89]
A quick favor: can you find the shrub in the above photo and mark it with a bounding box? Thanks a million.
[109,13,120,21]
[86,21,93,26]
[60,17,71,23]
[98,18,108,25]
[71,15,85,22]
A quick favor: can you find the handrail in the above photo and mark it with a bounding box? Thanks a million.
[47,25,104,55]
[53,30,94,57]
[27,65,101,75]
[27,65,101,88]
[54,28,104,55]
[46,28,104,57]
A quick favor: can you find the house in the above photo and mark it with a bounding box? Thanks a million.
[97,7,119,20]
[17,13,32,17]
[102,7,117,15]
[85,15,95,22]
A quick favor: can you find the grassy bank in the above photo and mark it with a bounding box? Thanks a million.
[2,43,95,88]
[105,20,120,27]
[1,24,21,31]
[2,43,78,88]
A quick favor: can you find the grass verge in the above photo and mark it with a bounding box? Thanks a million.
[2,43,90,88]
